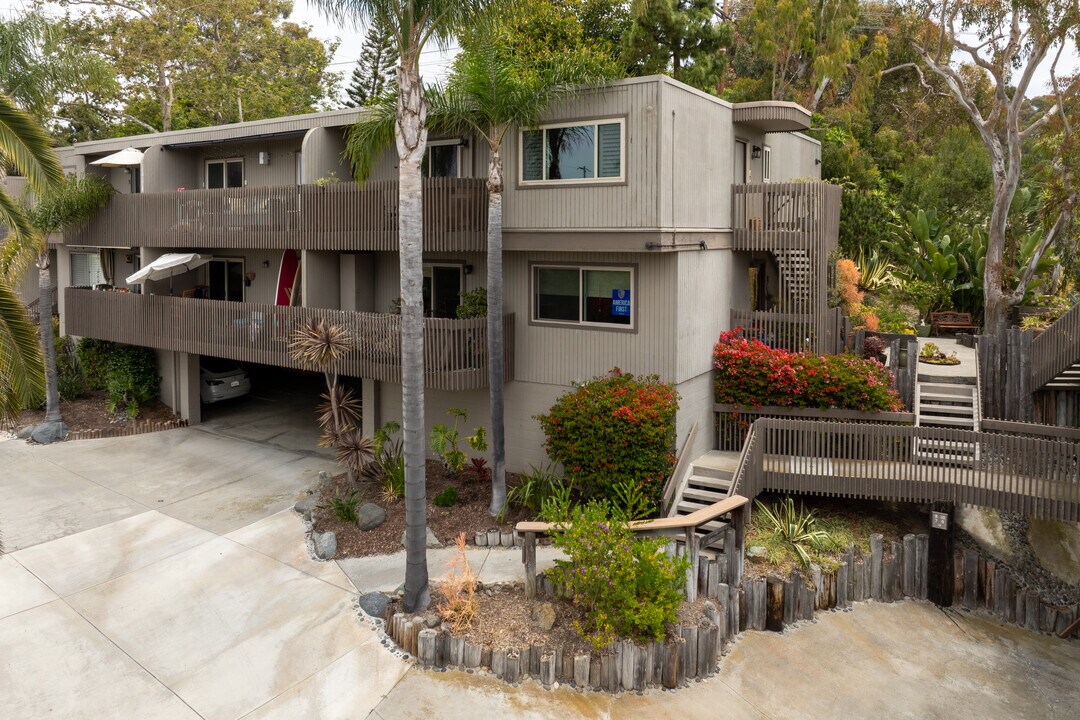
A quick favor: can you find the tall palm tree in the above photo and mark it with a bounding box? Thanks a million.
[0,93,62,427]
[311,0,505,613]
[348,29,610,516]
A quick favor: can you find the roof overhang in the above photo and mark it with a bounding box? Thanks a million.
[161,129,309,150]
[733,101,812,132]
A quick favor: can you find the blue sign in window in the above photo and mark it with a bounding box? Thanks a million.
[611,288,631,317]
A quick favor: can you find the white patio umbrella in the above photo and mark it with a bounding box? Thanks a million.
[89,147,144,168]
[126,252,212,293]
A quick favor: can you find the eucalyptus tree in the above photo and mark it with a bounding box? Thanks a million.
[0,94,62,427]
[311,0,506,614]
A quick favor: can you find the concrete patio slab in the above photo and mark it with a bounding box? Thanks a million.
[66,535,371,720]
[0,555,57,619]
[158,454,329,535]
[0,600,201,720]
[339,546,565,594]
[225,509,356,592]
[241,638,409,720]
[0,443,148,551]
[37,428,333,508]
[12,510,216,597]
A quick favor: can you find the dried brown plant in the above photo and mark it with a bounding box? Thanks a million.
[435,533,478,633]
[288,318,352,368]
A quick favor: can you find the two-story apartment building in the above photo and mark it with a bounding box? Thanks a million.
[38,75,839,469]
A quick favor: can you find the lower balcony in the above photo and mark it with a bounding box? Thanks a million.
[64,288,513,391]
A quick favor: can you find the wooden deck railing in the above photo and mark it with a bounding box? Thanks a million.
[64,288,513,391]
[63,178,488,252]
[733,418,1080,522]
[1031,301,1080,389]
[730,307,848,356]
[731,181,841,251]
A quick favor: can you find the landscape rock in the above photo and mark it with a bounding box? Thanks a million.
[357,503,387,531]
[424,613,440,628]
[16,425,34,439]
[533,602,556,631]
[294,495,319,514]
[314,531,337,559]
[357,592,390,619]
[747,546,767,558]
[30,421,68,445]
[401,528,441,549]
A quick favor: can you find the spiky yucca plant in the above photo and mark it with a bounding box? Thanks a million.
[289,318,369,484]
[754,497,831,570]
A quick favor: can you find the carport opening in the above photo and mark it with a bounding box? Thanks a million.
[196,358,361,457]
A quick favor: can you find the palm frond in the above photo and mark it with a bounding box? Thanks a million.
[344,91,398,183]
[0,188,39,275]
[288,318,353,369]
[0,94,62,194]
[0,277,44,425]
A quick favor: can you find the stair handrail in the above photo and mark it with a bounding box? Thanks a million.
[1031,300,1080,389]
[974,339,984,432]
[661,421,698,517]
[729,421,759,499]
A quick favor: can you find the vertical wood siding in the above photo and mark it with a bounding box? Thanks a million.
[505,251,678,385]
[502,80,660,230]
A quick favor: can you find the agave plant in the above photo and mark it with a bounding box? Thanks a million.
[855,246,897,292]
[754,497,831,569]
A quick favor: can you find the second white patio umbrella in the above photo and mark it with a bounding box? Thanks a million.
[89,147,144,168]
[126,252,212,293]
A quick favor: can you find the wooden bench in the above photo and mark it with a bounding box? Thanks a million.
[930,311,980,336]
[515,494,750,602]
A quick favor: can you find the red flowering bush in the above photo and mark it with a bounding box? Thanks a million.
[713,329,902,412]
[536,369,679,507]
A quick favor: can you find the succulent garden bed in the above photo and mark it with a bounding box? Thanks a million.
[307,461,531,557]
[918,341,961,365]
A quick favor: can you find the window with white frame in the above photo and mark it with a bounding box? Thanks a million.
[532,264,634,328]
[521,119,624,184]
[70,252,107,287]
[206,158,244,189]
[422,141,460,178]
[762,145,772,182]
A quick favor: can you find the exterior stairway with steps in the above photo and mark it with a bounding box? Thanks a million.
[913,375,980,465]
[669,450,739,551]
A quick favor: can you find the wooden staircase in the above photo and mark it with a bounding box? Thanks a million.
[669,451,739,551]
[913,378,980,465]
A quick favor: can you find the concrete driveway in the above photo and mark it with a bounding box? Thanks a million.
[3,429,1079,720]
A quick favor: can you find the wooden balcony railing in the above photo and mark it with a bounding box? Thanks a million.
[732,181,841,251]
[1031,301,1080,390]
[63,178,488,252]
[64,288,513,391]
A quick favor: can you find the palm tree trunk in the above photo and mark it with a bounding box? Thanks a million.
[37,251,61,425]
[486,147,506,516]
[397,63,430,614]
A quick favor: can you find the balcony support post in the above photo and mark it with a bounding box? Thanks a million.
[361,378,380,436]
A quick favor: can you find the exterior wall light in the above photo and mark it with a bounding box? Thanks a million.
[751,145,762,159]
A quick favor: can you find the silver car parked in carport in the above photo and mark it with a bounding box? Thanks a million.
[199,358,251,404]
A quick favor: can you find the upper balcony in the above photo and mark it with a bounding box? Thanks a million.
[64,287,513,391]
[732,181,842,252]
[64,178,488,253]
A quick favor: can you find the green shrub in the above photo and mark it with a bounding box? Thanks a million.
[53,319,84,400]
[103,344,159,418]
[322,492,361,523]
[455,287,487,319]
[430,408,487,474]
[76,338,115,390]
[543,501,689,650]
[505,463,564,515]
[433,487,459,507]
[363,421,405,503]
[536,369,678,509]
